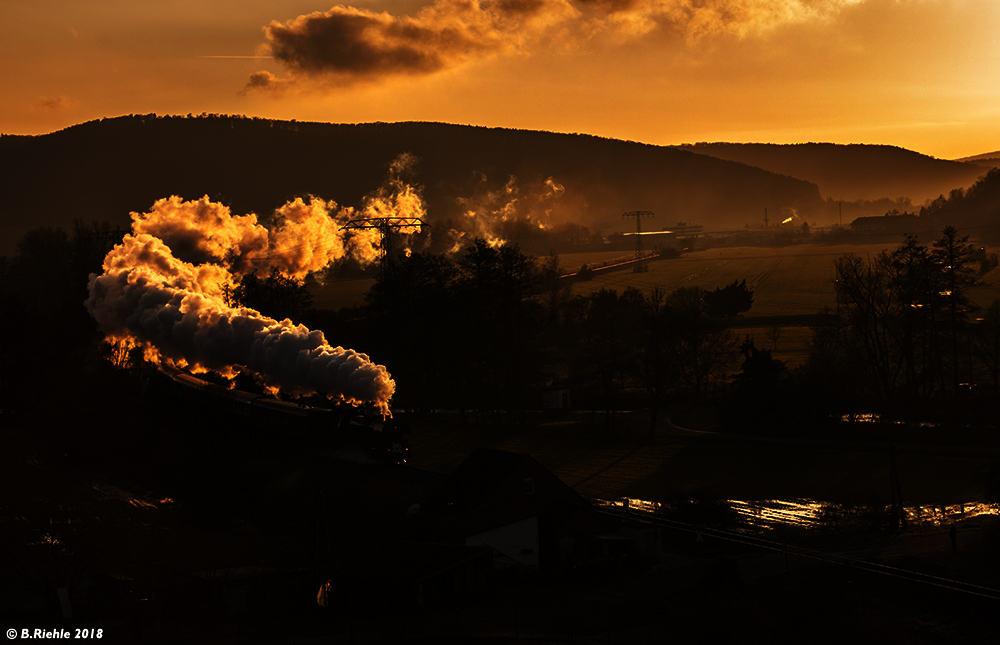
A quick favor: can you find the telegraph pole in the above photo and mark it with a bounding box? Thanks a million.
[888,443,906,529]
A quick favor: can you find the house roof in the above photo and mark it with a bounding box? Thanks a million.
[423,448,587,513]
[390,542,495,583]
[337,541,494,584]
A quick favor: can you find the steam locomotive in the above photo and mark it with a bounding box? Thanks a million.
[156,364,409,464]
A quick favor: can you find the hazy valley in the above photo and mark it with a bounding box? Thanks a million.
[4,114,997,258]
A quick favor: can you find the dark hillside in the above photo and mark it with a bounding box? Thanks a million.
[676,142,985,203]
[920,167,1000,238]
[0,115,823,256]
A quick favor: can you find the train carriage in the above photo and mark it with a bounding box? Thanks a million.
[156,365,408,463]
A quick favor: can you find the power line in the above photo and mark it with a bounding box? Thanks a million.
[595,506,1000,601]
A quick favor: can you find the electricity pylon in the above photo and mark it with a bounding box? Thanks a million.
[342,216,426,273]
[622,211,654,260]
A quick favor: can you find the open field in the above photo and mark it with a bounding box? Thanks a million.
[564,244,1000,311]
[562,243,874,317]
[565,242,1000,366]
[310,242,1000,315]
[308,243,862,315]
[306,241,1000,367]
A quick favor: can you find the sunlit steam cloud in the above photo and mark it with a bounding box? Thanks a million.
[246,0,867,91]
[452,173,565,249]
[85,176,427,414]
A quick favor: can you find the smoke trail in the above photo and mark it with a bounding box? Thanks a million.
[85,180,425,414]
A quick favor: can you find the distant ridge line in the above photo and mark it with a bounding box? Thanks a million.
[955,151,1000,163]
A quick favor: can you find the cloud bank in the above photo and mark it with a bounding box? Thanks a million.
[245,0,867,92]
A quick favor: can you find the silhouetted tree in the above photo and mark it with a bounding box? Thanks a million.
[455,239,540,420]
[888,234,941,398]
[788,307,859,420]
[225,268,314,322]
[703,279,754,318]
[667,286,739,394]
[2,226,92,406]
[581,288,634,430]
[974,300,1000,396]
[720,338,789,428]
[732,338,787,398]
[630,287,673,438]
[818,226,980,406]
[365,252,459,412]
[932,226,978,391]
[832,251,903,400]
[538,251,571,324]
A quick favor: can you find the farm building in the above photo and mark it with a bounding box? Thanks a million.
[850,213,920,234]
[606,230,679,253]
[542,379,571,413]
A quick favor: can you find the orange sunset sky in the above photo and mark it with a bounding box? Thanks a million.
[2,0,998,159]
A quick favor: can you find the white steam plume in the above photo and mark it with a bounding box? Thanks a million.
[85,180,426,414]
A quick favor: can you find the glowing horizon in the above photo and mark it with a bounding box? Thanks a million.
[2,1,999,160]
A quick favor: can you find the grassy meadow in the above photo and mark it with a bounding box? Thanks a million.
[558,242,1000,368]
[563,243,869,316]
[308,243,868,315]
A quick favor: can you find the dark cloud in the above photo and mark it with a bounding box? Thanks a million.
[240,70,293,95]
[32,95,75,111]
[260,2,506,84]
[496,0,559,18]
[573,0,642,12]
[245,0,874,92]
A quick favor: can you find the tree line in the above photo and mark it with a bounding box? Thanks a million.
[4,219,999,438]
[349,226,1000,433]
[345,241,755,432]
[0,221,127,413]
[807,226,1000,415]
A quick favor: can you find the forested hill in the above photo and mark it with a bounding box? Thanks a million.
[675,142,985,203]
[957,151,1000,169]
[0,114,823,256]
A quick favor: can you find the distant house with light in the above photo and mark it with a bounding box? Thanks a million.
[542,379,571,413]
[419,448,603,572]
